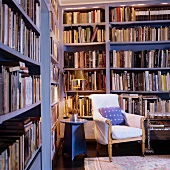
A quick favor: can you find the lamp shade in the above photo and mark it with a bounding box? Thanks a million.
[73,70,85,80]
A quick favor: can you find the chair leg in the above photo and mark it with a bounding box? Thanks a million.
[108,143,112,162]
[142,140,145,156]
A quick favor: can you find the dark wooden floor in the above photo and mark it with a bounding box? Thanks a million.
[53,140,170,170]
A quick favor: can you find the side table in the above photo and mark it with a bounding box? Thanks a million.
[60,118,87,160]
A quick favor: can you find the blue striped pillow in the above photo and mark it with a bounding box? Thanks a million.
[99,107,125,125]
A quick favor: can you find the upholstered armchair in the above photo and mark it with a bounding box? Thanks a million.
[89,94,145,162]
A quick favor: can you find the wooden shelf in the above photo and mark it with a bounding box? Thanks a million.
[51,101,59,107]
[111,90,170,94]
[66,90,106,94]
[64,67,106,71]
[149,118,170,121]
[0,43,41,67]
[110,20,170,26]
[64,42,106,46]
[63,22,106,27]
[51,55,59,64]
[110,67,170,71]
[150,127,170,130]
[25,145,42,170]
[110,40,170,46]
[0,101,41,124]
[50,31,58,44]
[51,81,59,85]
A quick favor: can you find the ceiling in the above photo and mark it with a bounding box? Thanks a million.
[58,0,169,6]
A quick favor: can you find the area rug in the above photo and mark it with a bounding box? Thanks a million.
[84,155,170,170]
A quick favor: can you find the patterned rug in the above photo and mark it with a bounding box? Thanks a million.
[84,155,170,170]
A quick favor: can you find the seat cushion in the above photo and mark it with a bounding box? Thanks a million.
[112,125,142,139]
[99,107,125,125]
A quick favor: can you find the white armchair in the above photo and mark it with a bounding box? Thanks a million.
[89,94,145,162]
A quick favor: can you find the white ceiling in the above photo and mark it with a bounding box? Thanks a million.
[58,0,169,6]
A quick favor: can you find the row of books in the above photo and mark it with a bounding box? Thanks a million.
[50,0,58,19]
[110,7,135,22]
[0,117,42,170]
[51,124,57,159]
[51,85,59,104]
[50,10,57,34]
[0,141,20,170]
[0,3,40,62]
[110,49,170,68]
[65,94,170,118]
[50,36,58,60]
[50,5,58,40]
[64,70,106,91]
[51,104,58,127]
[63,9,105,24]
[64,50,106,68]
[144,98,170,118]
[110,7,170,22]
[14,0,40,28]
[110,26,170,42]
[111,70,170,92]
[50,0,58,159]
[119,96,141,115]
[63,26,105,43]
[135,8,170,21]
[65,96,92,117]
[0,63,41,115]
[119,94,170,118]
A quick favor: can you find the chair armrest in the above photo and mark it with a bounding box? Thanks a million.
[93,111,107,122]
[122,111,145,129]
[93,111,111,145]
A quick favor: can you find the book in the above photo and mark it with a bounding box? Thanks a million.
[149,121,164,128]
[9,66,29,73]
[0,66,3,115]
[90,26,98,42]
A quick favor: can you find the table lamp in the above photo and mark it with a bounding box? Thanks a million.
[71,70,85,120]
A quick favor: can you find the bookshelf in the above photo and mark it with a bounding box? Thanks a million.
[49,0,59,161]
[59,2,170,142]
[62,6,106,117]
[109,5,170,143]
[0,0,41,169]
[59,6,108,140]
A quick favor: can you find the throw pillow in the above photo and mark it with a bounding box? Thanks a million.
[99,107,125,125]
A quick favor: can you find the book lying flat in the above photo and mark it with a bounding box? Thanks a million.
[149,124,164,128]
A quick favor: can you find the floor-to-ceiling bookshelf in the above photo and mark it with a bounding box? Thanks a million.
[109,5,170,142]
[0,0,41,169]
[50,0,60,161]
[59,1,170,142]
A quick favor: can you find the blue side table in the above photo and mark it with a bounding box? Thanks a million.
[60,118,87,160]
